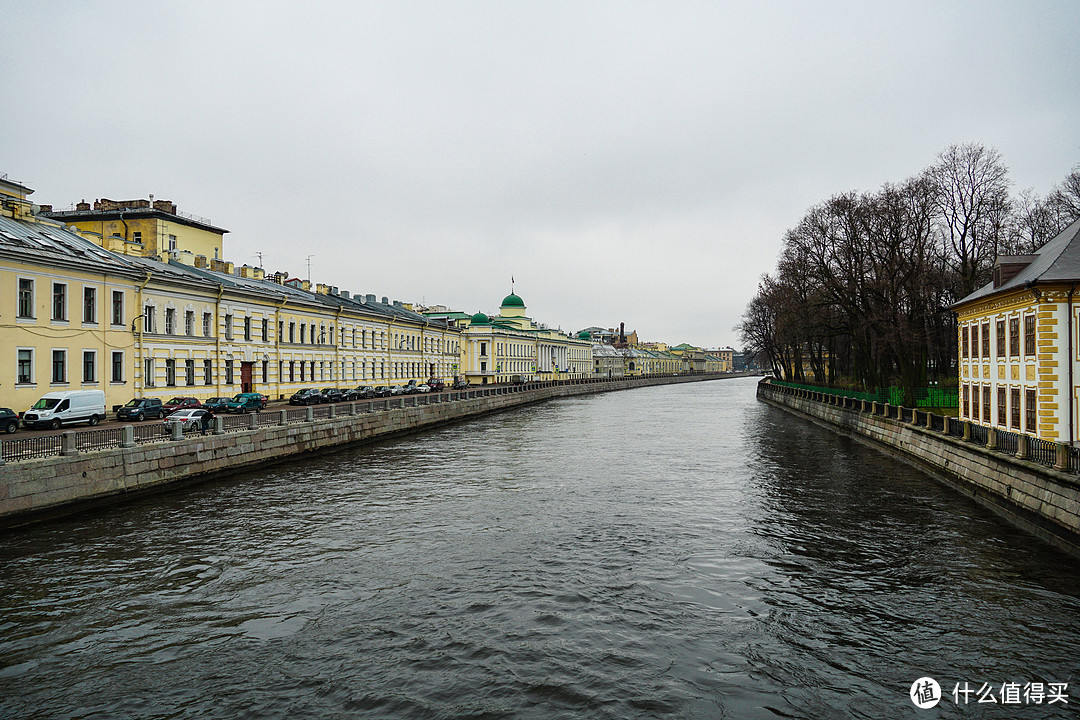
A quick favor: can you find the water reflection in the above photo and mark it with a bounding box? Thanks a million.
[1,377,1077,719]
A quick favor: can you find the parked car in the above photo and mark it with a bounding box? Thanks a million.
[401,381,419,395]
[254,393,269,409]
[0,408,20,433]
[321,388,346,403]
[289,388,323,405]
[162,408,208,431]
[373,386,393,398]
[163,396,202,415]
[427,378,446,392]
[389,385,405,396]
[452,379,470,390]
[224,393,264,413]
[414,384,431,393]
[201,396,234,413]
[346,386,377,400]
[23,390,108,429]
[116,397,164,422]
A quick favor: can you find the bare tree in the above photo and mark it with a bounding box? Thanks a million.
[928,143,1012,299]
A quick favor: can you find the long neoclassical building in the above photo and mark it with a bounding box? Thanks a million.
[428,292,593,385]
[1,178,461,411]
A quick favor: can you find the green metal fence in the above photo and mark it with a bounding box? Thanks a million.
[772,380,958,408]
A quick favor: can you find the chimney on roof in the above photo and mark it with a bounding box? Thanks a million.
[367,294,376,303]
[993,255,1039,289]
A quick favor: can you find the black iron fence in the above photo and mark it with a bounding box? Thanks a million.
[1,373,722,464]
[764,379,1080,474]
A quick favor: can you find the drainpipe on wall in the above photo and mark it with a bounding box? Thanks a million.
[275,295,287,398]
[1070,284,1076,447]
[214,284,224,395]
[134,269,152,395]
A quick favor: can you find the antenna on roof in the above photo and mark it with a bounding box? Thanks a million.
[254,251,264,267]
[306,255,314,282]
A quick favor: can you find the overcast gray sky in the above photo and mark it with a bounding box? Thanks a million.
[3,1,1078,348]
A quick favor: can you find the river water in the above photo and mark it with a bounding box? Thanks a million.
[1,377,1077,719]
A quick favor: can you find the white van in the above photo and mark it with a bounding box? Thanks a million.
[22,390,107,430]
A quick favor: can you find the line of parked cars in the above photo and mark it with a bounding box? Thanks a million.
[6,378,470,434]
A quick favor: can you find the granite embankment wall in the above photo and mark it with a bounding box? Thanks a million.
[758,379,1080,558]
[0,374,737,529]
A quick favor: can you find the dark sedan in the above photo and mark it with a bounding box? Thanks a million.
[289,388,324,405]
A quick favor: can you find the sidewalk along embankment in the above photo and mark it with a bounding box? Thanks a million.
[757,378,1080,558]
[0,373,748,529]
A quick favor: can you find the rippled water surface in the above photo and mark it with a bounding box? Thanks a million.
[2,377,1078,719]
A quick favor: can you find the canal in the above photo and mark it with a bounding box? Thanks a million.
[1,376,1077,719]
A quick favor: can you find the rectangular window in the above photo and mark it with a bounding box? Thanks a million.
[82,351,96,383]
[981,323,990,359]
[112,291,124,325]
[112,351,124,382]
[300,361,305,382]
[52,349,67,383]
[996,319,1005,358]
[1024,315,1036,357]
[225,360,234,385]
[144,357,154,387]
[83,287,96,324]
[203,312,212,337]
[165,308,176,335]
[289,322,296,343]
[168,234,177,251]
[997,387,1006,426]
[18,278,34,318]
[300,324,306,344]
[165,358,176,386]
[244,316,252,341]
[480,341,487,356]
[262,360,268,383]
[1026,389,1037,432]
[1009,317,1020,357]
[133,231,142,244]
[1011,388,1021,429]
[289,361,295,382]
[17,349,33,384]
[185,359,195,386]
[52,283,67,321]
[185,310,195,336]
[144,306,155,333]
[262,318,269,342]
[203,359,212,385]
[981,386,990,423]
[224,314,233,341]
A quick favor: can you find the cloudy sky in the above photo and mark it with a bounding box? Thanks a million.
[3,1,1078,348]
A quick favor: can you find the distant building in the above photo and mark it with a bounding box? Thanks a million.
[450,292,593,385]
[952,217,1080,442]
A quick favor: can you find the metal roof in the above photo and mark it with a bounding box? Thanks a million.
[954,217,1080,307]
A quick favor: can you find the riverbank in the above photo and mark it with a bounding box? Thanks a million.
[0,372,751,529]
[757,378,1080,558]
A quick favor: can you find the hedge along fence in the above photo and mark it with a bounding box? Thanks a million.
[765,380,1077,472]
[771,379,958,408]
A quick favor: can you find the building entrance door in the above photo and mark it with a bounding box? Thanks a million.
[241,362,253,393]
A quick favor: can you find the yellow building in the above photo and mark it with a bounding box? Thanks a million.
[456,292,592,385]
[44,197,227,263]
[952,217,1080,442]
[1,176,463,412]
[1,177,147,412]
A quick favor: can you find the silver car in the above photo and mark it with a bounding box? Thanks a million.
[161,408,208,431]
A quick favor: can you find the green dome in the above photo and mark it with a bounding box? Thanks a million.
[577,330,591,340]
[501,292,525,308]
[470,312,491,325]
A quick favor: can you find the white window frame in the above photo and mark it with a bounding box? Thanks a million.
[82,349,97,384]
[16,347,35,385]
[111,350,125,383]
[17,277,35,320]
[51,348,68,385]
